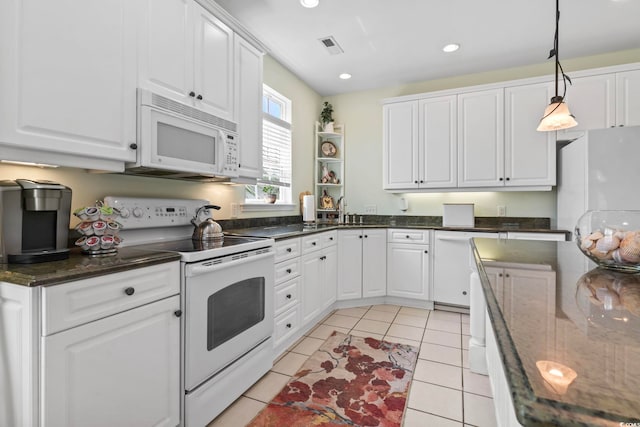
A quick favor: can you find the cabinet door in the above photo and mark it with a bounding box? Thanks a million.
[383,102,419,189]
[504,82,556,186]
[337,230,363,300]
[301,253,323,324]
[502,269,556,362]
[557,73,615,139]
[362,230,387,298]
[138,0,193,105]
[458,89,505,187]
[419,96,457,188]
[483,266,504,306]
[236,37,264,179]
[0,0,137,166]
[322,245,338,309]
[616,69,640,127]
[41,296,180,427]
[193,2,234,120]
[386,243,429,300]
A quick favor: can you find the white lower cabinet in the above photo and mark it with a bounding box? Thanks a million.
[337,229,386,300]
[42,295,180,427]
[386,229,431,300]
[0,261,181,427]
[273,237,302,350]
[301,241,337,323]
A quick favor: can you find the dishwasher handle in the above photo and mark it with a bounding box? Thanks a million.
[185,249,274,277]
[436,236,472,242]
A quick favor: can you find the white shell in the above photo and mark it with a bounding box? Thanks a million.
[619,231,640,263]
[595,235,620,253]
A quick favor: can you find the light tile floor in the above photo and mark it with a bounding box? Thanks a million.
[208,305,498,427]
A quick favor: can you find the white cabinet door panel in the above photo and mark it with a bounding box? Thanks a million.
[458,89,504,187]
[42,296,180,427]
[616,69,640,127]
[0,0,137,165]
[387,243,429,300]
[362,230,387,298]
[383,102,419,189]
[337,230,363,300]
[504,82,556,186]
[419,96,457,188]
[193,3,234,120]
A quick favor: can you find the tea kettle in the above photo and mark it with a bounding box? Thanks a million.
[191,205,223,241]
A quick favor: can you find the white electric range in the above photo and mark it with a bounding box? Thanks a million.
[105,196,275,427]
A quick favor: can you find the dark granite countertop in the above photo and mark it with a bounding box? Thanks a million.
[471,238,640,426]
[0,247,181,287]
[225,216,569,241]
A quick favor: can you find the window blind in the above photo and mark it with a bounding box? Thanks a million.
[259,113,291,187]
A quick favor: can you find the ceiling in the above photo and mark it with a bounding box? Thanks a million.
[214,0,640,96]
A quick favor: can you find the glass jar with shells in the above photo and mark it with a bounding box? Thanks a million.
[575,210,640,272]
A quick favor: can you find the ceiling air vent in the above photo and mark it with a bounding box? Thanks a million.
[319,36,344,55]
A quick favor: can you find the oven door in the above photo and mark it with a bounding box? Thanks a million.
[184,248,274,391]
[138,105,225,176]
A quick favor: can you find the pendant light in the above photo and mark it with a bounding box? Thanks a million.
[537,0,577,131]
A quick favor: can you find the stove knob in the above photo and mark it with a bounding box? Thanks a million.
[119,207,130,218]
[132,207,144,218]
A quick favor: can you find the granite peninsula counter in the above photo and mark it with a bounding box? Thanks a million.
[471,238,640,426]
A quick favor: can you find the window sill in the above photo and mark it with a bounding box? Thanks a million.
[241,203,296,213]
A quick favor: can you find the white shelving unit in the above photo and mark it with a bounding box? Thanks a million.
[314,122,345,222]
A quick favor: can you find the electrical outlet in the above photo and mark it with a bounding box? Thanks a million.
[364,205,377,214]
[231,203,239,218]
[497,205,506,217]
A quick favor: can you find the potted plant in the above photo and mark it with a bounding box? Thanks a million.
[320,101,334,132]
[261,185,279,203]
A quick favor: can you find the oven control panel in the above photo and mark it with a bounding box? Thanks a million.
[104,196,208,229]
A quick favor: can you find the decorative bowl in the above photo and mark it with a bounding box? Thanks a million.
[575,210,640,272]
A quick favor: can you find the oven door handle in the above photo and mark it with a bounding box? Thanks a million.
[185,250,274,277]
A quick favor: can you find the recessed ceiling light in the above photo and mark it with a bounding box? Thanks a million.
[300,0,319,8]
[442,43,460,53]
[339,73,352,80]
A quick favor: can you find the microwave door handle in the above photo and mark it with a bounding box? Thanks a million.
[217,130,226,174]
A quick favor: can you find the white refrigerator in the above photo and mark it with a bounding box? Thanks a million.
[557,125,640,237]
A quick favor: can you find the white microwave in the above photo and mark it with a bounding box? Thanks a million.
[126,89,238,180]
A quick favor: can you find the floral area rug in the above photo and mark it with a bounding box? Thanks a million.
[247,331,419,427]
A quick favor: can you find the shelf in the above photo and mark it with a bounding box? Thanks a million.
[315,121,344,222]
[316,183,342,186]
[317,157,342,162]
[318,131,342,138]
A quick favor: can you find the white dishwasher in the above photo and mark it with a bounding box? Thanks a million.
[433,230,499,308]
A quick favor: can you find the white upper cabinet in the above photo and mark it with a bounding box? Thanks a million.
[0,0,138,170]
[383,102,419,189]
[457,89,505,188]
[616,69,640,127]
[139,0,235,121]
[235,37,264,179]
[556,73,615,140]
[419,96,457,188]
[504,82,556,187]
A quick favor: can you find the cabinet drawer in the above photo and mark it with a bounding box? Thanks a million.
[274,307,299,347]
[274,277,300,316]
[388,229,430,244]
[321,230,337,247]
[301,234,322,253]
[42,261,180,335]
[275,257,301,285]
[274,237,301,263]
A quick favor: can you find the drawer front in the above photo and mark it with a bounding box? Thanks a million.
[274,237,302,263]
[274,277,300,316]
[274,307,299,347]
[275,257,301,285]
[388,229,430,244]
[301,234,323,254]
[42,261,180,335]
[321,230,338,247]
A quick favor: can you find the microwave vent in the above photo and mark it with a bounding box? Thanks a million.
[150,93,237,133]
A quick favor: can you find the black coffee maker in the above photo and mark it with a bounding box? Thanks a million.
[0,179,72,264]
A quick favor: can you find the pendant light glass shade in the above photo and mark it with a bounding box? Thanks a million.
[537,95,578,131]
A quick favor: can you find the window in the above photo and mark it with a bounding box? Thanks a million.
[245,85,292,204]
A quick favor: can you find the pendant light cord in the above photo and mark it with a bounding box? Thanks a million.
[540,0,573,122]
